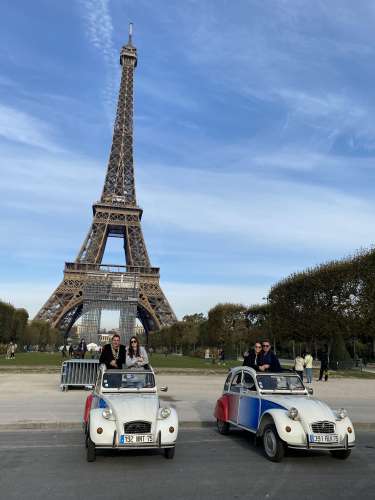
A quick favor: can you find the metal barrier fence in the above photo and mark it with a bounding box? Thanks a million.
[60,359,99,391]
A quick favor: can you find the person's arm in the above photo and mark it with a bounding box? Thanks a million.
[126,351,137,367]
[139,347,149,366]
[99,346,107,365]
[271,353,282,372]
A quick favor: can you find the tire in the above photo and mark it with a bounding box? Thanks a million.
[216,418,230,435]
[330,449,351,460]
[86,435,96,462]
[164,447,175,459]
[263,424,285,462]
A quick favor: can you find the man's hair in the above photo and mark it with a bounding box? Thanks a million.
[112,334,120,340]
[262,339,271,345]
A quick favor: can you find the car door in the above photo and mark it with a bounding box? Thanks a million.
[228,370,243,424]
[238,371,260,431]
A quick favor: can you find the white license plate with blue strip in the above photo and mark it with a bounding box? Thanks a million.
[309,434,338,444]
[120,434,153,444]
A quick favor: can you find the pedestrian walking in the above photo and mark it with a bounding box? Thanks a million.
[61,345,67,358]
[304,351,313,383]
[78,338,87,359]
[218,348,226,366]
[294,354,305,381]
[318,347,329,381]
[10,342,16,359]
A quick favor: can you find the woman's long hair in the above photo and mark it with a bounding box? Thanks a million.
[128,336,140,358]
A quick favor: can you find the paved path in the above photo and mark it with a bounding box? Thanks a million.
[1,429,375,500]
[0,373,374,429]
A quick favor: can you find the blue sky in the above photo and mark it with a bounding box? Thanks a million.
[1,0,375,323]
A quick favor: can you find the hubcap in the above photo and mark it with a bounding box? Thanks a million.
[264,429,277,456]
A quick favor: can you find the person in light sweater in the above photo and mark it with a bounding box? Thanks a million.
[294,355,305,381]
[304,351,314,383]
[126,336,149,369]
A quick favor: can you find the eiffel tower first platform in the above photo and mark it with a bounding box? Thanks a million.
[35,25,176,338]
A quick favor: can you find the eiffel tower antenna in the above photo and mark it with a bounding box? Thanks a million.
[128,22,133,44]
[35,28,177,340]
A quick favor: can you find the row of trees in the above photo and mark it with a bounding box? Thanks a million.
[150,249,375,363]
[0,300,62,350]
[150,304,266,359]
[268,249,375,362]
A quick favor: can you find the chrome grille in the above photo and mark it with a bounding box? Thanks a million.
[311,421,335,434]
[124,421,151,434]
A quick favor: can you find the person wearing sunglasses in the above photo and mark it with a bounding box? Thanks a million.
[243,341,262,370]
[99,333,126,369]
[258,340,281,372]
[126,336,149,369]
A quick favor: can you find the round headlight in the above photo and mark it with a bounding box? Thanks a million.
[160,407,171,419]
[287,407,299,420]
[102,408,113,419]
[337,408,348,420]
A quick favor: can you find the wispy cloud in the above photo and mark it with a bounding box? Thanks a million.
[0,104,61,152]
[78,0,118,118]
[138,163,375,254]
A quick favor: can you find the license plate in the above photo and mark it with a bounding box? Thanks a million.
[309,434,338,444]
[120,434,153,445]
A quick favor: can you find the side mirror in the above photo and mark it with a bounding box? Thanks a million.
[308,387,313,395]
[160,386,168,392]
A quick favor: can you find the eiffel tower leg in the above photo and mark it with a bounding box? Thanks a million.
[35,279,84,331]
[139,281,177,333]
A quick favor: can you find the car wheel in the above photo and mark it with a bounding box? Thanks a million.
[87,435,96,462]
[164,447,175,459]
[263,424,285,462]
[216,418,230,435]
[330,449,351,460]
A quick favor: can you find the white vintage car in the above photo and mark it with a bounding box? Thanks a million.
[83,366,178,462]
[214,366,355,462]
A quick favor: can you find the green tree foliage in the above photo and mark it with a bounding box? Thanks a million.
[0,299,60,349]
[268,249,375,361]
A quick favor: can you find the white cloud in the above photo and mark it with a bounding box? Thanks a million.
[0,104,61,151]
[138,163,375,253]
[78,0,118,117]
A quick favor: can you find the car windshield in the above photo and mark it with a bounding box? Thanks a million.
[256,374,305,392]
[102,372,155,390]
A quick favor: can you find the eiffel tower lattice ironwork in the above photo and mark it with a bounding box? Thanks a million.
[35,25,176,336]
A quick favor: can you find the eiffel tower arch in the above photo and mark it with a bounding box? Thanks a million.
[35,25,177,338]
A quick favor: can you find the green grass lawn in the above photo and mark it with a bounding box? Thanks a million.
[1,352,375,378]
[0,352,237,369]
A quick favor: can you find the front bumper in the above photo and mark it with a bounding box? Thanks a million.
[288,433,355,451]
[95,430,176,450]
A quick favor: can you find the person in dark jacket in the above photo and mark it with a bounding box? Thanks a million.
[258,340,281,372]
[78,338,87,359]
[243,341,262,370]
[99,334,126,369]
[318,348,329,381]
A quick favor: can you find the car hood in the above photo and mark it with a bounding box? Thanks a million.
[264,395,336,423]
[104,394,159,422]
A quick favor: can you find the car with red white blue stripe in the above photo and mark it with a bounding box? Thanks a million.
[83,366,178,462]
[214,366,355,461]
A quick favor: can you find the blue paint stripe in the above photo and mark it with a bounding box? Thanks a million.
[260,399,287,414]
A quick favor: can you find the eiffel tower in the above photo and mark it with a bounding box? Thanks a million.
[35,25,176,337]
